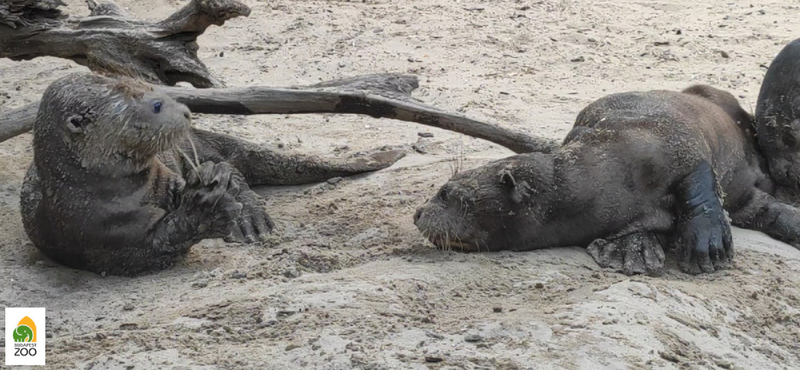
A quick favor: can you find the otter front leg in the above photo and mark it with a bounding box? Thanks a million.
[182,161,245,238]
[147,162,244,245]
[672,161,733,274]
[731,189,800,249]
[185,161,273,243]
[98,162,244,276]
[587,232,666,276]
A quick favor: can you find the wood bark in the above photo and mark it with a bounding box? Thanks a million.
[0,0,251,87]
[0,1,557,154]
[0,73,558,154]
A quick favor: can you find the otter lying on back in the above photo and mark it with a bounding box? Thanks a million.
[21,73,260,276]
[415,85,800,275]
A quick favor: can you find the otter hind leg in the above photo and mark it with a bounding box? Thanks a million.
[672,161,734,274]
[731,189,800,249]
[587,231,666,276]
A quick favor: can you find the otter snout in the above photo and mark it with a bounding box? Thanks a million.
[414,199,484,252]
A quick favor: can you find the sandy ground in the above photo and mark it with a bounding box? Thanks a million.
[2,0,800,369]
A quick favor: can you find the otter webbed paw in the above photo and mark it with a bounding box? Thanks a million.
[186,161,274,243]
[587,232,666,276]
[184,161,243,237]
[673,161,733,274]
[225,190,274,244]
[186,161,242,206]
[674,205,733,274]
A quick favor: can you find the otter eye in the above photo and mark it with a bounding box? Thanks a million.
[439,189,448,202]
[70,117,82,128]
[151,100,163,114]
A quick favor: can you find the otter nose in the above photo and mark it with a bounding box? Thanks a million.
[183,109,191,120]
[413,209,422,225]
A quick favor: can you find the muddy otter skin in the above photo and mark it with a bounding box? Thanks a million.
[756,38,800,205]
[20,73,260,276]
[415,85,800,275]
[21,73,404,276]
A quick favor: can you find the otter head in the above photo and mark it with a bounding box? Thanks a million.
[754,40,800,191]
[413,154,553,252]
[35,73,192,171]
[756,87,800,190]
[757,103,800,190]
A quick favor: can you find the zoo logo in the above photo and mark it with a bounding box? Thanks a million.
[5,307,46,365]
[13,316,37,343]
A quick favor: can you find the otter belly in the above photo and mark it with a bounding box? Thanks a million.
[20,164,93,270]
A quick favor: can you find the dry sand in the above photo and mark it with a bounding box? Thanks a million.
[1,0,800,369]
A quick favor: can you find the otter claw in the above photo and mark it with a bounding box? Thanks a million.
[587,232,665,276]
[675,208,733,274]
[187,161,243,209]
[224,195,274,244]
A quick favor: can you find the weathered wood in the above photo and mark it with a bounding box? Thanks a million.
[163,88,556,155]
[0,0,250,87]
[0,101,37,142]
[0,0,65,28]
[0,73,558,154]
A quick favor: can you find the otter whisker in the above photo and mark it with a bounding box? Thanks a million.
[176,147,199,174]
[479,238,489,253]
[454,234,466,252]
[422,230,432,249]
[187,135,201,169]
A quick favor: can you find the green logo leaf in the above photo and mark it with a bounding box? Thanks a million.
[13,325,34,342]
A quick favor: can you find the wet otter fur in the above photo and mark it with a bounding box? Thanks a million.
[21,73,405,276]
[416,85,800,275]
[21,73,264,276]
[756,38,800,205]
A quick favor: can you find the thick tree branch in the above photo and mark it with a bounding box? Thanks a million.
[0,74,557,154]
[0,102,37,142]
[0,0,250,87]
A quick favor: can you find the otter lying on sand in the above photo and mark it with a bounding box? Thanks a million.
[756,38,800,206]
[21,73,403,276]
[415,85,800,275]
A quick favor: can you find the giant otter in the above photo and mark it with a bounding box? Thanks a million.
[21,73,404,276]
[756,38,800,205]
[415,85,800,275]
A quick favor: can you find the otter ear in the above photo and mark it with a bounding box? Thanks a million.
[500,170,532,204]
[65,114,87,135]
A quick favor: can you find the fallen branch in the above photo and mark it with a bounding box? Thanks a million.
[0,102,37,142]
[0,74,558,154]
[0,0,250,87]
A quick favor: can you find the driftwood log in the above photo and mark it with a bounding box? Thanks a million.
[0,0,250,87]
[0,74,559,154]
[0,0,558,154]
